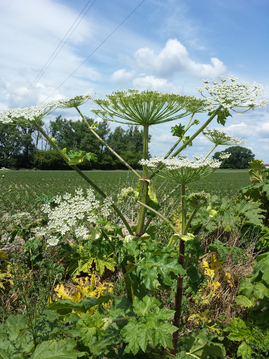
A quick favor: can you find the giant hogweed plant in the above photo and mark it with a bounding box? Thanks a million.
[0,76,267,358]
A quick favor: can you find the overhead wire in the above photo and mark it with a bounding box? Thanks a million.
[41,0,146,104]
[16,0,96,107]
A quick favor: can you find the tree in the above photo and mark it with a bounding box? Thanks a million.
[106,125,148,169]
[49,117,147,170]
[50,116,110,164]
[0,122,36,168]
[213,146,255,169]
[33,149,68,170]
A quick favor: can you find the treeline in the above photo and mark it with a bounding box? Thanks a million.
[0,116,149,170]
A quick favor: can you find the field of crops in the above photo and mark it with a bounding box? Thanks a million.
[0,169,251,217]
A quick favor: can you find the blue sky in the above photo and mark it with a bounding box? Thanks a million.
[1,0,269,161]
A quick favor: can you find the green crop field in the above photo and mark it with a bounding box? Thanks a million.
[0,169,251,217]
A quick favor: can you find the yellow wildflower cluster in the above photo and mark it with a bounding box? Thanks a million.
[54,273,113,315]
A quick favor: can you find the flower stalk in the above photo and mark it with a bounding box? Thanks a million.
[136,125,150,236]
[76,106,141,179]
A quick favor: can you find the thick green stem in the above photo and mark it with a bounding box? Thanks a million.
[185,208,199,234]
[165,113,195,160]
[143,182,182,233]
[171,184,187,354]
[181,184,187,235]
[136,126,149,236]
[121,264,135,303]
[164,136,182,159]
[137,200,178,233]
[34,122,133,235]
[149,106,219,178]
[76,107,141,179]
[171,106,222,159]
[204,144,218,159]
[171,237,185,355]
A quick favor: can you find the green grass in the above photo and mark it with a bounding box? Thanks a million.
[0,169,251,217]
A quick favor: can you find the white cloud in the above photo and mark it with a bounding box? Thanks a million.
[111,69,136,83]
[0,0,98,108]
[257,123,269,138]
[132,75,180,92]
[133,39,227,78]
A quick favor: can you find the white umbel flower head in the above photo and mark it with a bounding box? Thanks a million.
[202,127,246,146]
[196,76,268,111]
[47,236,59,246]
[0,103,57,124]
[219,153,231,160]
[31,187,113,244]
[139,155,221,185]
[0,94,91,124]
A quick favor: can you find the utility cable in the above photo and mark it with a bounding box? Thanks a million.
[41,0,145,104]
[17,0,96,107]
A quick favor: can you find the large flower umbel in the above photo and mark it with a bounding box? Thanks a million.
[33,187,113,246]
[202,127,246,146]
[197,76,267,112]
[140,155,221,185]
[0,94,91,124]
[92,90,207,126]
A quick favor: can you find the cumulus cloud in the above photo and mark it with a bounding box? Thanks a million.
[224,122,249,137]
[0,0,98,108]
[133,39,227,78]
[111,70,180,92]
[111,69,136,83]
[257,123,269,138]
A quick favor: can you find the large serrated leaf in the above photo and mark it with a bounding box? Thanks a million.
[185,329,226,359]
[95,256,116,277]
[76,312,107,355]
[151,306,175,321]
[48,298,100,314]
[227,318,254,342]
[0,348,25,359]
[237,341,252,359]
[121,319,141,355]
[0,315,32,356]
[29,339,85,359]
[133,296,160,317]
[253,252,269,286]
[235,295,255,308]
[238,277,253,298]
[121,299,177,356]
[150,322,176,349]
[253,282,269,299]
[137,252,185,290]
[4,315,27,342]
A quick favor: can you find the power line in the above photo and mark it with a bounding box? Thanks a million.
[41,0,146,104]
[17,0,96,107]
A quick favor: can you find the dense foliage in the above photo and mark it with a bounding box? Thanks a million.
[0,122,37,169]
[213,146,255,169]
[0,116,147,170]
[0,78,268,358]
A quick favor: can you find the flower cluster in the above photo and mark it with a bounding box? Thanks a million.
[202,127,246,146]
[0,94,91,124]
[219,153,231,160]
[117,187,137,203]
[139,155,221,185]
[197,76,268,111]
[33,187,113,246]
[92,90,207,126]
[187,191,211,209]
[0,167,10,172]
[0,104,56,124]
